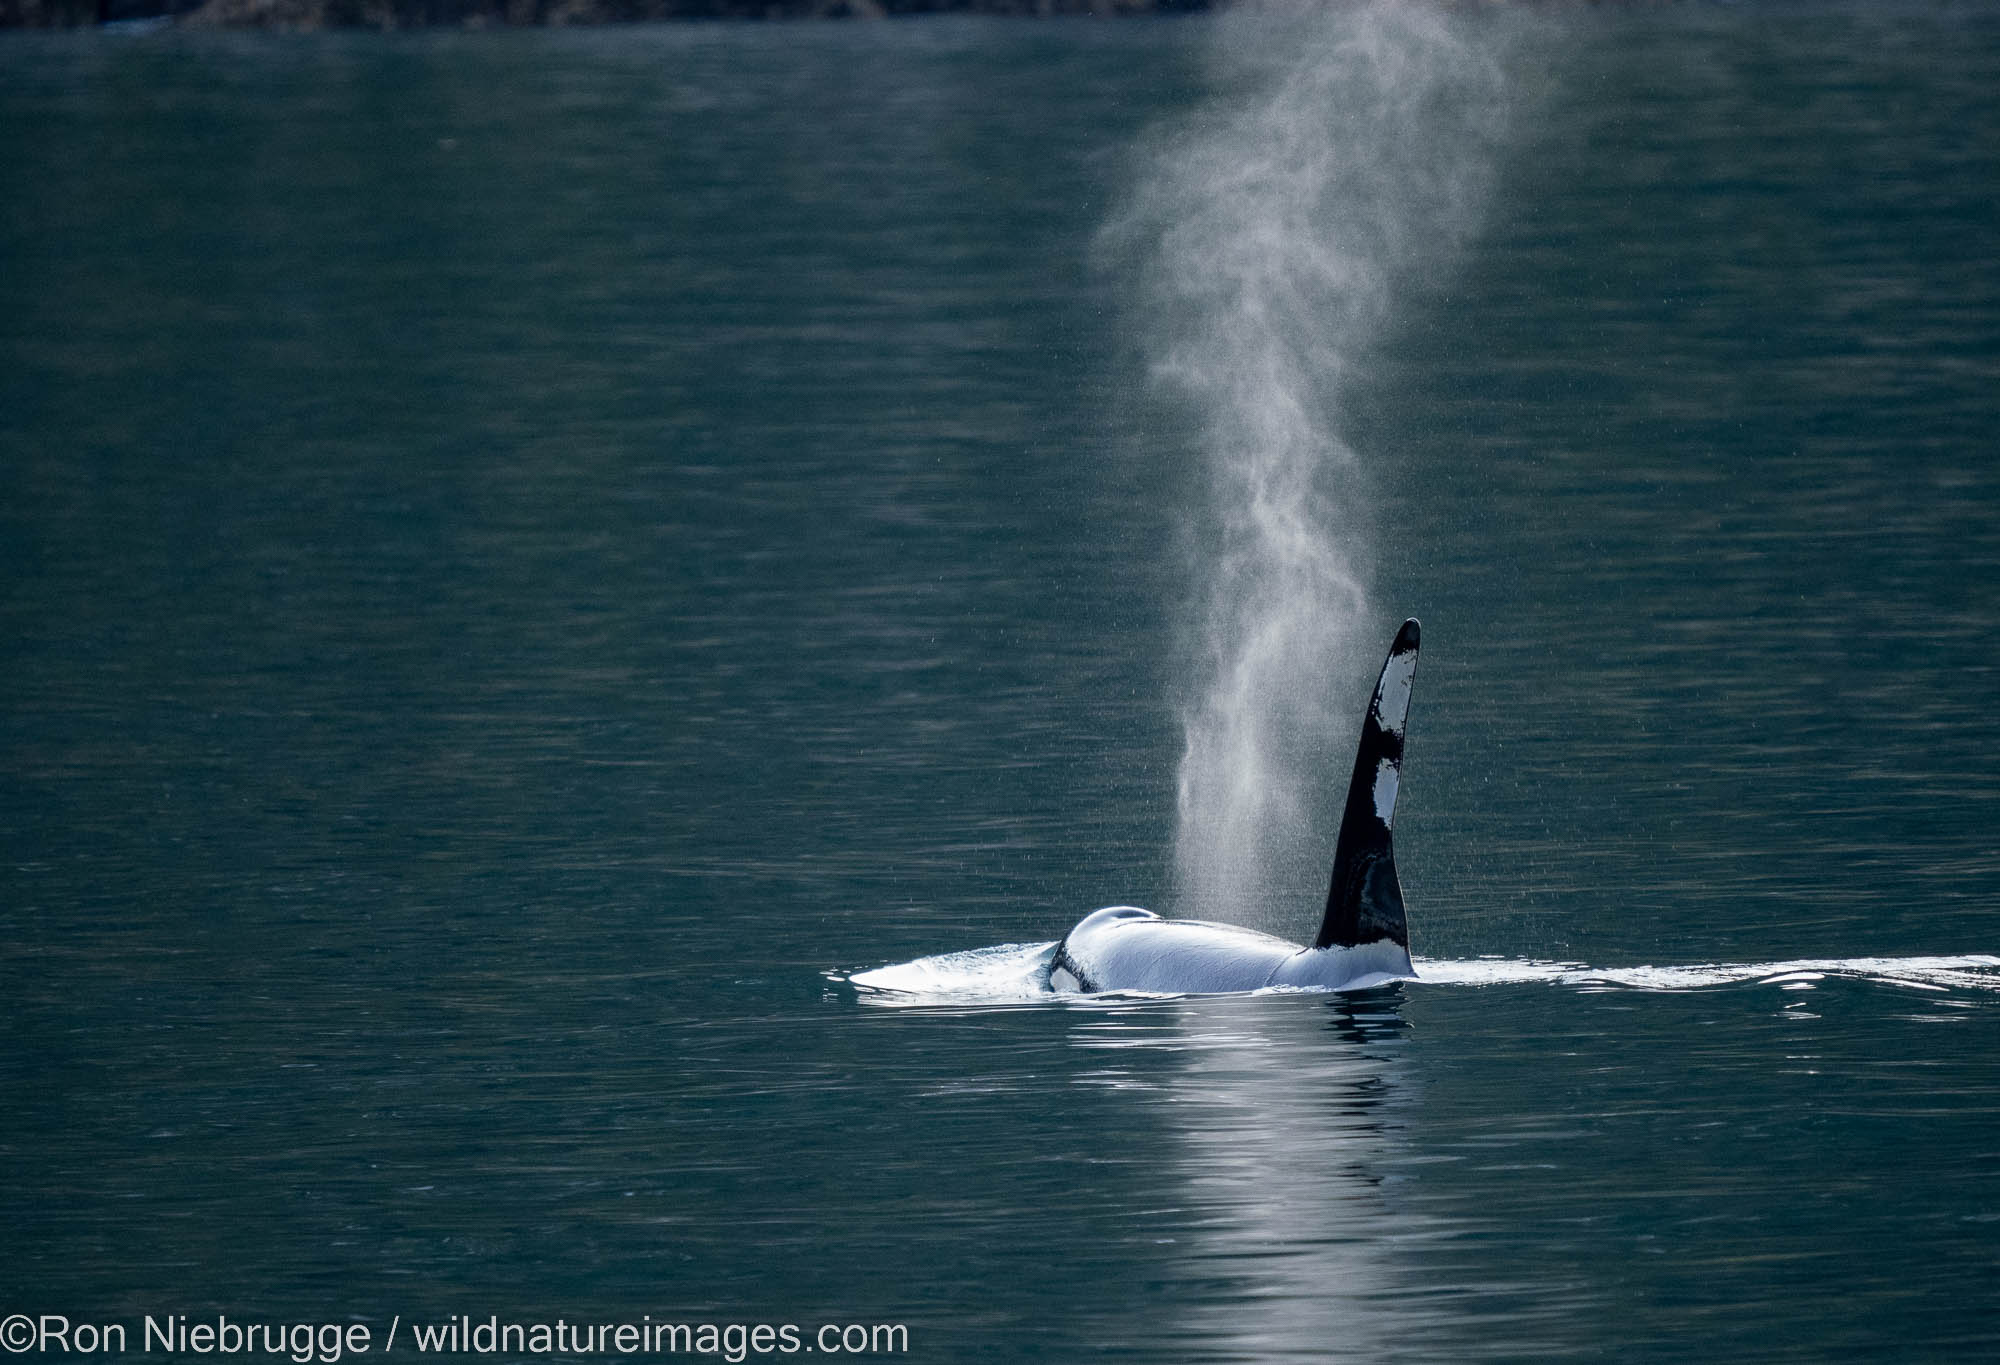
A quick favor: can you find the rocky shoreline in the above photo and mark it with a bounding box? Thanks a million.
[5,0,1208,28]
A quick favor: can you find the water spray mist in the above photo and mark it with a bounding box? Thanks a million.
[1113,0,1511,928]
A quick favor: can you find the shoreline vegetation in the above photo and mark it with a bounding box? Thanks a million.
[4,0,1210,28]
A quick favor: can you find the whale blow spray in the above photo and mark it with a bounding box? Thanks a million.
[1113,1,1512,927]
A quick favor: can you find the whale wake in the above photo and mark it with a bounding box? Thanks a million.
[841,949,2000,1008]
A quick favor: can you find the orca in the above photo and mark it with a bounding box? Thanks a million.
[1047,618,1422,995]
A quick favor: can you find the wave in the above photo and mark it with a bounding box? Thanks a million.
[839,945,2000,1007]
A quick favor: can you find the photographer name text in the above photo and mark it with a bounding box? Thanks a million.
[2,1314,908,1362]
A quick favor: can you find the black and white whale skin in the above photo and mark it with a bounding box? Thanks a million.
[1048,619,1422,995]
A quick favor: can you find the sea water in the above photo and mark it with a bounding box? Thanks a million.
[4,6,2000,1360]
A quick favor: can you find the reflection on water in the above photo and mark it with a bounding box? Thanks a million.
[1114,995,1421,1361]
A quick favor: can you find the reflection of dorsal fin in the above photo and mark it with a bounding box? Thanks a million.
[1315,619,1420,951]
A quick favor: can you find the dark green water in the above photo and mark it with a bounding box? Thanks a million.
[5,6,2000,1361]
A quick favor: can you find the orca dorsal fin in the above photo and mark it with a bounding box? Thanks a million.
[1314,618,1420,951]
